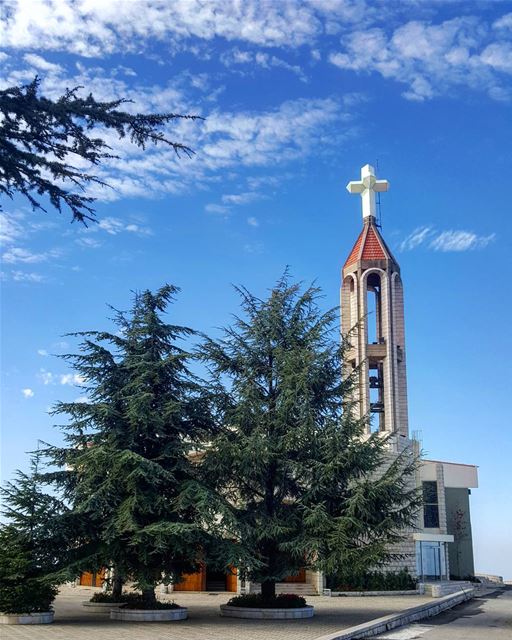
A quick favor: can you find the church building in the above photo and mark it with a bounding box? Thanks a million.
[166,165,479,595]
[82,165,479,594]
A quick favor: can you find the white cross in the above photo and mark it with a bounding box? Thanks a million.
[346,164,389,220]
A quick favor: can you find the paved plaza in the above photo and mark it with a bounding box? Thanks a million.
[2,586,432,640]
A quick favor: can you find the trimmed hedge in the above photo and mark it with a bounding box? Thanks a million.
[327,568,417,592]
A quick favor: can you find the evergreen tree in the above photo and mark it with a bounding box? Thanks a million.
[0,77,201,224]
[45,285,218,605]
[200,275,420,599]
[0,452,67,614]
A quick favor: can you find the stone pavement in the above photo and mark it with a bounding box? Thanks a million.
[2,586,432,640]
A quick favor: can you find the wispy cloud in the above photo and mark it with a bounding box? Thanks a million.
[37,349,48,356]
[38,369,54,385]
[10,271,47,283]
[399,226,495,252]
[243,242,264,254]
[222,192,263,206]
[97,217,152,236]
[37,369,85,386]
[430,230,496,252]
[0,211,25,245]
[22,388,34,398]
[2,246,61,264]
[205,203,230,215]
[399,226,435,252]
[221,47,307,81]
[247,216,259,227]
[60,373,85,386]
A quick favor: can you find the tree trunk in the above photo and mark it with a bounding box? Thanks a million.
[261,580,276,599]
[112,569,123,600]
[142,587,157,608]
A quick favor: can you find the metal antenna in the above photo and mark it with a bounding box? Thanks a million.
[376,158,383,228]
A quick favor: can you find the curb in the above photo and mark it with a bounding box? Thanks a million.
[313,588,474,640]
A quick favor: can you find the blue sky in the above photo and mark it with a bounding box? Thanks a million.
[1,1,511,579]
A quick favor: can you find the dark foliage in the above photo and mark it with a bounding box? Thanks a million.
[0,77,201,223]
[119,593,182,610]
[200,274,421,599]
[326,568,417,592]
[43,285,220,604]
[0,454,69,614]
[227,593,307,609]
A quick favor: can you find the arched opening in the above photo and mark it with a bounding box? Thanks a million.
[366,272,382,345]
[369,361,385,432]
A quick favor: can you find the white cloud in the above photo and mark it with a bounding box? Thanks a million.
[38,369,55,385]
[399,227,495,252]
[0,0,330,55]
[37,349,48,356]
[429,230,496,252]
[10,270,46,283]
[247,216,259,227]
[205,203,230,215]
[23,53,62,73]
[75,236,102,249]
[2,246,60,264]
[22,388,34,398]
[97,217,152,235]
[0,211,25,245]
[60,373,85,386]
[493,13,512,30]
[74,395,91,403]
[329,16,512,101]
[399,226,434,251]
[222,192,262,206]
[243,242,264,254]
[221,47,307,81]
[37,369,86,386]
[1,53,354,207]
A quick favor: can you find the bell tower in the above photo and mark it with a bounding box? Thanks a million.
[341,164,409,438]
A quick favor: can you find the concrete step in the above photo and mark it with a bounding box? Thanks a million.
[422,581,474,597]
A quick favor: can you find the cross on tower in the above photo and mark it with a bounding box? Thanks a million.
[346,164,389,220]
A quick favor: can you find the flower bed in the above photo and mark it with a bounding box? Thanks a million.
[83,601,127,612]
[226,593,307,608]
[108,593,187,622]
[220,593,313,619]
[111,607,187,622]
[0,612,54,625]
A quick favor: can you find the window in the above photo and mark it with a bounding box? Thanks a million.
[423,481,440,528]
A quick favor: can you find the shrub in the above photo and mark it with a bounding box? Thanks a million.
[118,593,181,610]
[0,527,57,614]
[89,591,126,603]
[227,593,307,608]
[326,568,417,592]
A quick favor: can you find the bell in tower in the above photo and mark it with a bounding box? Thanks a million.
[340,165,409,439]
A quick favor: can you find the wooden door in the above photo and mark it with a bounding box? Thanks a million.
[173,565,206,591]
[283,568,306,583]
[79,569,105,587]
[226,567,238,592]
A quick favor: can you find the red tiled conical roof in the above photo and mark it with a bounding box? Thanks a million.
[343,220,393,269]
[361,225,386,261]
